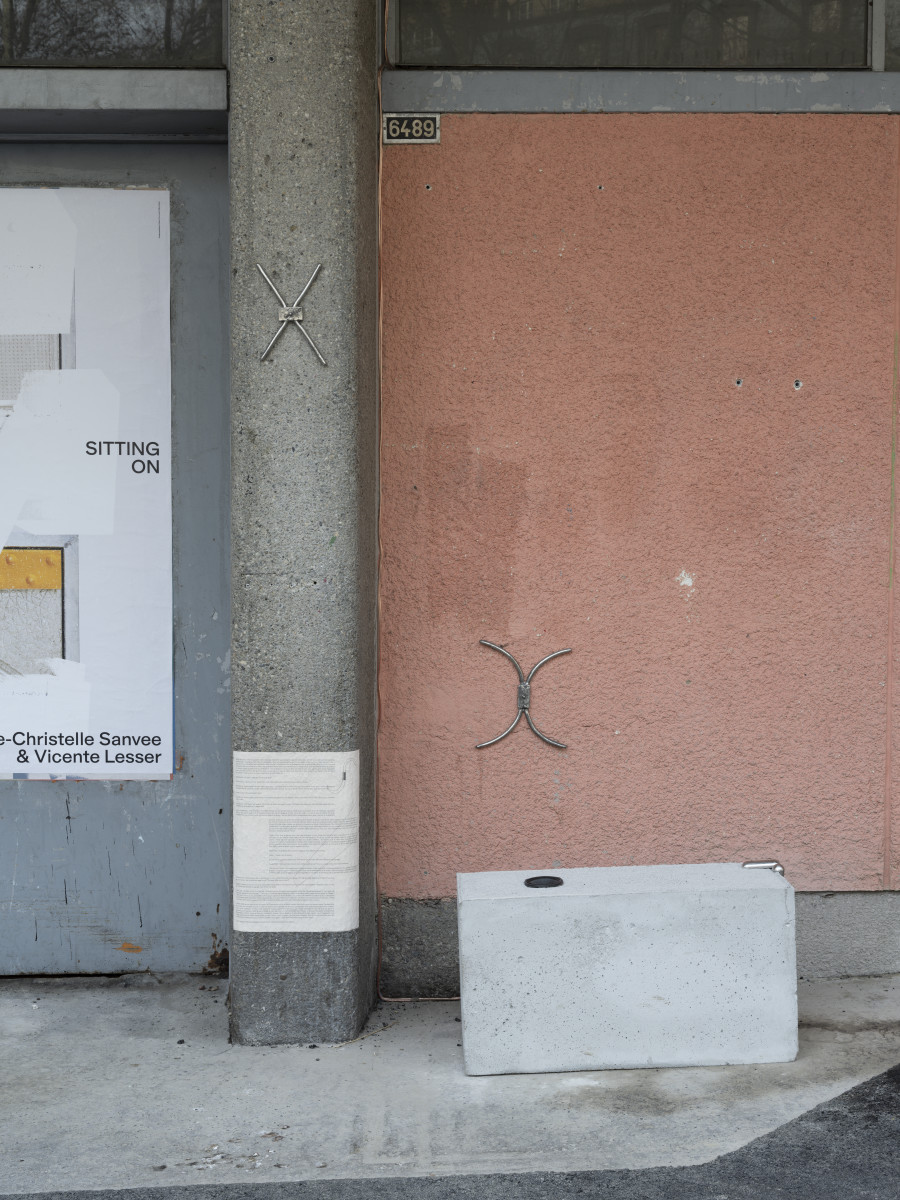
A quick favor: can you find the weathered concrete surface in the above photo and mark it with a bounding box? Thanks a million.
[796,890,900,978]
[380,891,900,998]
[379,898,459,997]
[229,0,378,1043]
[457,865,797,1074]
[2,973,900,1193]
[379,114,897,900]
[9,1061,900,1198]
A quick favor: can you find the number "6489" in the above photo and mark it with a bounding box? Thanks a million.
[384,115,438,142]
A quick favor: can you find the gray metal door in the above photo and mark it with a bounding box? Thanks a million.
[0,145,230,973]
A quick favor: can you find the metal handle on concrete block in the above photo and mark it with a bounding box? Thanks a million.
[742,860,785,875]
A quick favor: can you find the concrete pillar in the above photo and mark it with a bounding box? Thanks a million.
[228,0,378,1044]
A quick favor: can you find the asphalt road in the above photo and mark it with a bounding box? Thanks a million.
[12,1061,900,1200]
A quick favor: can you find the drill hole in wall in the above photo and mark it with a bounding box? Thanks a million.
[794,380,803,389]
[524,875,564,888]
[735,379,743,387]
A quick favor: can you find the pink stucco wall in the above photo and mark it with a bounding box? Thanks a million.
[378,114,899,897]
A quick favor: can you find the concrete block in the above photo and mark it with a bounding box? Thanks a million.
[457,863,798,1075]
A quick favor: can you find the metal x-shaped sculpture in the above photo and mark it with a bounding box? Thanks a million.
[257,262,327,366]
[476,639,571,749]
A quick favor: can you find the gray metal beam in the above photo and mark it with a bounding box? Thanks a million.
[0,69,227,139]
[382,69,900,114]
[0,69,226,110]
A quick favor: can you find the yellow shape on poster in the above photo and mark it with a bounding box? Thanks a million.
[0,548,62,590]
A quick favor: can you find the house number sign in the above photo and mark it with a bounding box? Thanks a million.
[382,113,440,144]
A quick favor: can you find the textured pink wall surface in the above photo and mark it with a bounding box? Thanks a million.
[379,114,899,897]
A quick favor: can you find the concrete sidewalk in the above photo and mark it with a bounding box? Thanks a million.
[2,973,900,1195]
[9,1061,900,1200]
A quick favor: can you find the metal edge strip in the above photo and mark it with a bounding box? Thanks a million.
[382,69,900,114]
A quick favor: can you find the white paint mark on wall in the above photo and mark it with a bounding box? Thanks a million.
[677,569,696,616]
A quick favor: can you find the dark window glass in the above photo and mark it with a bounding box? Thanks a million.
[0,0,223,67]
[887,0,900,69]
[398,0,868,69]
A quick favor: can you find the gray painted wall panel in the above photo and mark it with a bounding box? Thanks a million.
[0,145,230,974]
[0,70,227,112]
[382,68,900,113]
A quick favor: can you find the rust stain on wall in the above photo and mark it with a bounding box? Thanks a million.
[203,932,229,975]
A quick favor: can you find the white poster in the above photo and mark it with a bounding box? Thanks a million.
[0,189,172,780]
[233,751,360,932]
